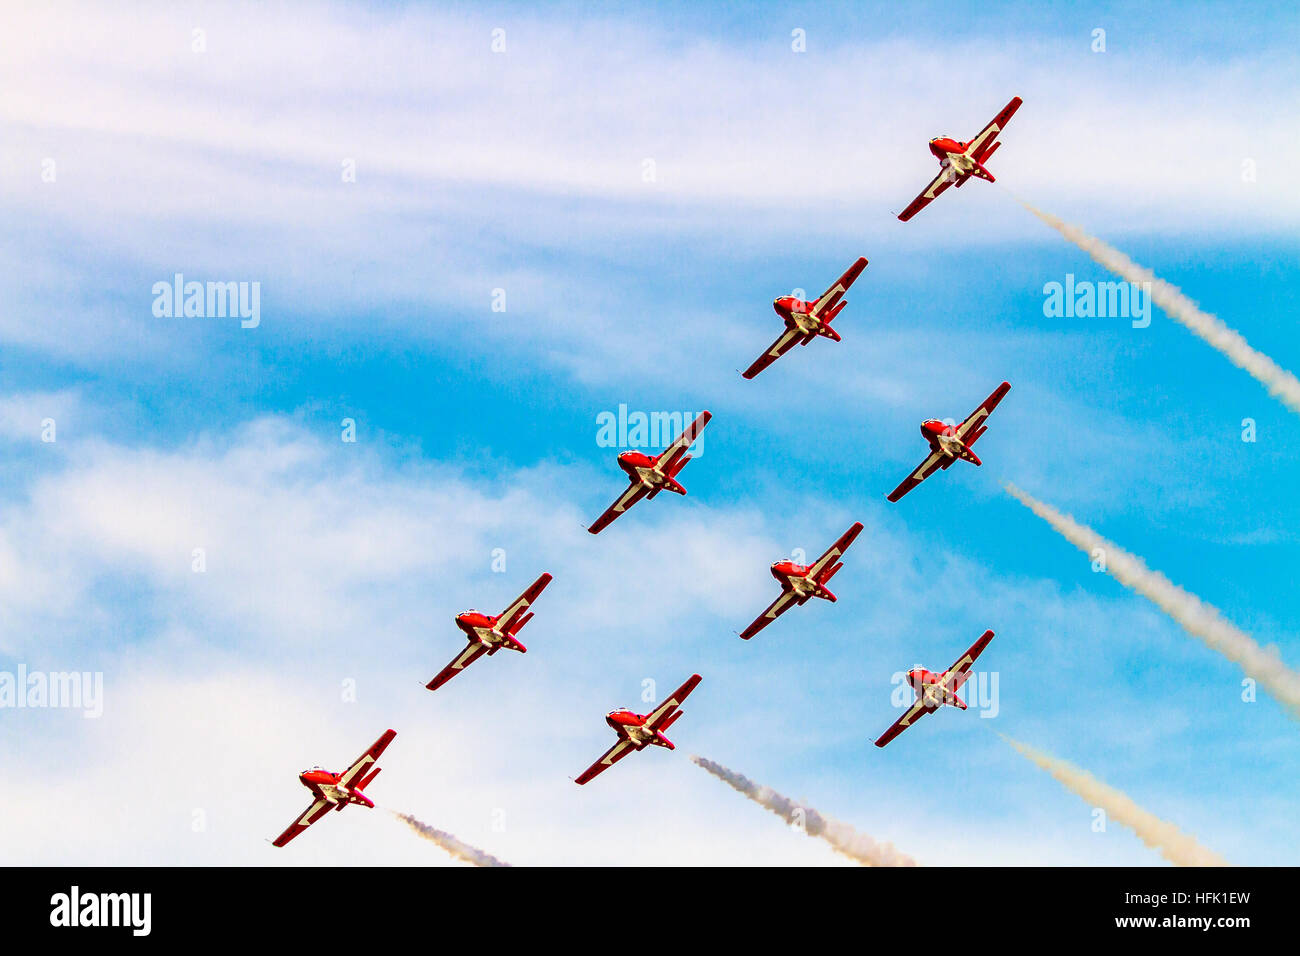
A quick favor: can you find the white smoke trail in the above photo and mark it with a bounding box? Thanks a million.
[390,810,512,867]
[690,755,918,866]
[1020,199,1300,417]
[1004,481,1300,718]
[1002,736,1230,867]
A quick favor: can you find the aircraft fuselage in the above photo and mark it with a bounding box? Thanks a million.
[297,769,374,808]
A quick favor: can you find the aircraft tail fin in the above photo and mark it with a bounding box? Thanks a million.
[650,730,676,749]
[960,447,982,466]
[972,139,1001,165]
[665,453,691,478]
[658,475,687,496]
[818,561,844,585]
[969,160,995,182]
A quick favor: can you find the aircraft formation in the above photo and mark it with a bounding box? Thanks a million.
[272,96,1024,849]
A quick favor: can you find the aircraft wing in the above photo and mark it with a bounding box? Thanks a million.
[897,166,959,222]
[643,673,702,730]
[873,697,937,748]
[337,729,397,788]
[574,739,638,785]
[886,449,946,503]
[271,797,336,847]
[964,96,1022,164]
[810,256,869,319]
[654,410,712,473]
[739,588,800,640]
[496,572,553,633]
[742,327,804,380]
[938,629,995,694]
[426,641,490,691]
[588,480,651,534]
[955,381,1011,445]
[806,521,865,579]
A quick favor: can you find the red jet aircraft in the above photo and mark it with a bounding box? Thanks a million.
[426,572,552,691]
[739,522,864,639]
[574,674,702,784]
[897,96,1022,222]
[271,729,396,847]
[588,411,711,534]
[743,257,868,379]
[875,630,993,747]
[887,381,1011,502]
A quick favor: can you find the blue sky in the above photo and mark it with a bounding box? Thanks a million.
[1,0,1298,865]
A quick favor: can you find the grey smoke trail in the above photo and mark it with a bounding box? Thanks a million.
[1002,736,1231,867]
[1005,481,1300,718]
[390,810,512,867]
[1020,199,1300,417]
[690,755,917,866]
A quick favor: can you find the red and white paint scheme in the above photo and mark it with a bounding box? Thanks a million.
[574,674,702,784]
[897,97,1022,222]
[739,522,864,640]
[588,411,712,534]
[743,257,868,379]
[426,573,553,691]
[887,381,1011,502]
[271,729,396,847]
[874,630,994,747]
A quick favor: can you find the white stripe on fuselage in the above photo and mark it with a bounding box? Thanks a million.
[791,312,819,335]
[935,433,964,457]
[471,625,505,647]
[318,782,353,804]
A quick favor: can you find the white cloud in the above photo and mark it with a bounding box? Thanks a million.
[4,3,1293,221]
[0,389,81,442]
[1,0,1294,375]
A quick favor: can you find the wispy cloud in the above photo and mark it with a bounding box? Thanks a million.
[3,0,1294,377]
